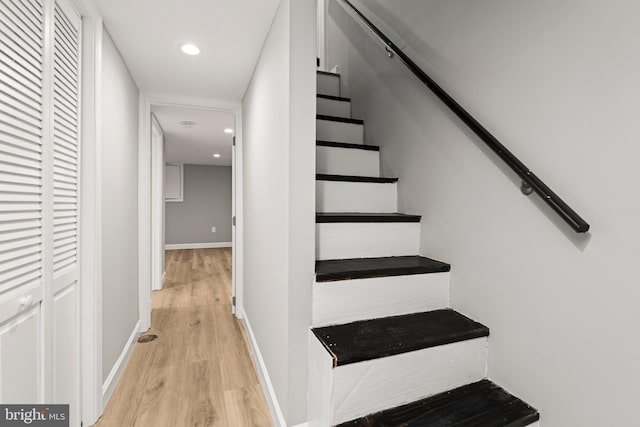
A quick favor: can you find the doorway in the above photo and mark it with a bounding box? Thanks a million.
[138,95,243,332]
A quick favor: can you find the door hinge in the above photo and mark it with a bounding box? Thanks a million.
[232,216,236,226]
[232,296,236,306]
[232,136,236,146]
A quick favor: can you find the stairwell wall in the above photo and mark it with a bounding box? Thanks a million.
[326,1,640,426]
[241,0,315,424]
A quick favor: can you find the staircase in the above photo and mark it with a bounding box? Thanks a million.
[308,70,540,427]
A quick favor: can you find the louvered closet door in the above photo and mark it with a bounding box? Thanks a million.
[0,0,81,417]
[51,0,80,423]
[0,0,46,403]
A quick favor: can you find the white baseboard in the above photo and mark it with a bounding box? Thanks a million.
[239,307,287,427]
[102,321,141,406]
[165,242,232,250]
[161,270,166,285]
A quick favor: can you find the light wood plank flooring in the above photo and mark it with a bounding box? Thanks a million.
[95,248,272,427]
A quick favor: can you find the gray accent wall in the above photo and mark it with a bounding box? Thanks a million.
[165,165,232,244]
[100,30,140,382]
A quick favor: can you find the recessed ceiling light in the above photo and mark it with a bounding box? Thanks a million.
[213,153,221,158]
[181,44,200,55]
[180,120,196,128]
[224,128,233,134]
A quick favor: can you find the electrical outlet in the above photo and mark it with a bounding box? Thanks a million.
[211,227,216,233]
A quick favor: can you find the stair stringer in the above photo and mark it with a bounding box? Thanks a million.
[312,272,450,327]
[308,335,489,426]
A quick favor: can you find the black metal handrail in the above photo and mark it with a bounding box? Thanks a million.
[341,0,590,233]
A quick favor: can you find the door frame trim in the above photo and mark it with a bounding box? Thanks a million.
[138,93,244,332]
[72,0,104,424]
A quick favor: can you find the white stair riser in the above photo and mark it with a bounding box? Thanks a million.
[316,146,380,177]
[317,97,351,118]
[316,222,420,260]
[316,181,396,213]
[317,73,340,97]
[312,273,450,327]
[317,119,364,145]
[331,338,488,424]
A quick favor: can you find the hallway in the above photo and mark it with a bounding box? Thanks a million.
[96,249,272,427]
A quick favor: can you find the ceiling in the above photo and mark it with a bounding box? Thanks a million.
[94,0,281,100]
[152,106,234,166]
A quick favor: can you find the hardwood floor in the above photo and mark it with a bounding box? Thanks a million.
[95,248,273,427]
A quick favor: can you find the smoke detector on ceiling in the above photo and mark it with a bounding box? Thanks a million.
[179,120,196,128]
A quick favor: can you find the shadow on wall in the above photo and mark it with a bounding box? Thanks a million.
[328,0,592,250]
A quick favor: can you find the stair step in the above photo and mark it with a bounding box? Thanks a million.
[313,256,450,327]
[337,380,540,427]
[317,116,364,144]
[316,220,419,260]
[317,94,350,102]
[317,143,380,177]
[317,174,396,183]
[318,70,340,77]
[317,114,364,125]
[318,95,352,118]
[316,213,420,223]
[317,179,397,213]
[317,141,379,151]
[317,71,340,97]
[312,309,489,367]
[316,255,450,282]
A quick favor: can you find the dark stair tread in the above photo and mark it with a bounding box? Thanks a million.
[317,94,351,102]
[316,174,397,183]
[316,213,421,223]
[337,379,539,427]
[317,140,380,151]
[317,114,364,125]
[318,70,340,77]
[316,256,450,282]
[312,309,489,367]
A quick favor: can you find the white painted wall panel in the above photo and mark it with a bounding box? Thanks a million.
[316,146,379,177]
[331,338,488,424]
[316,181,396,213]
[242,4,291,420]
[316,222,420,260]
[53,286,77,410]
[313,272,450,326]
[100,30,140,383]
[242,0,316,423]
[316,119,363,144]
[0,306,40,403]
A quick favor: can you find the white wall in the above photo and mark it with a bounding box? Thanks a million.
[100,30,140,382]
[242,0,315,424]
[327,1,640,426]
